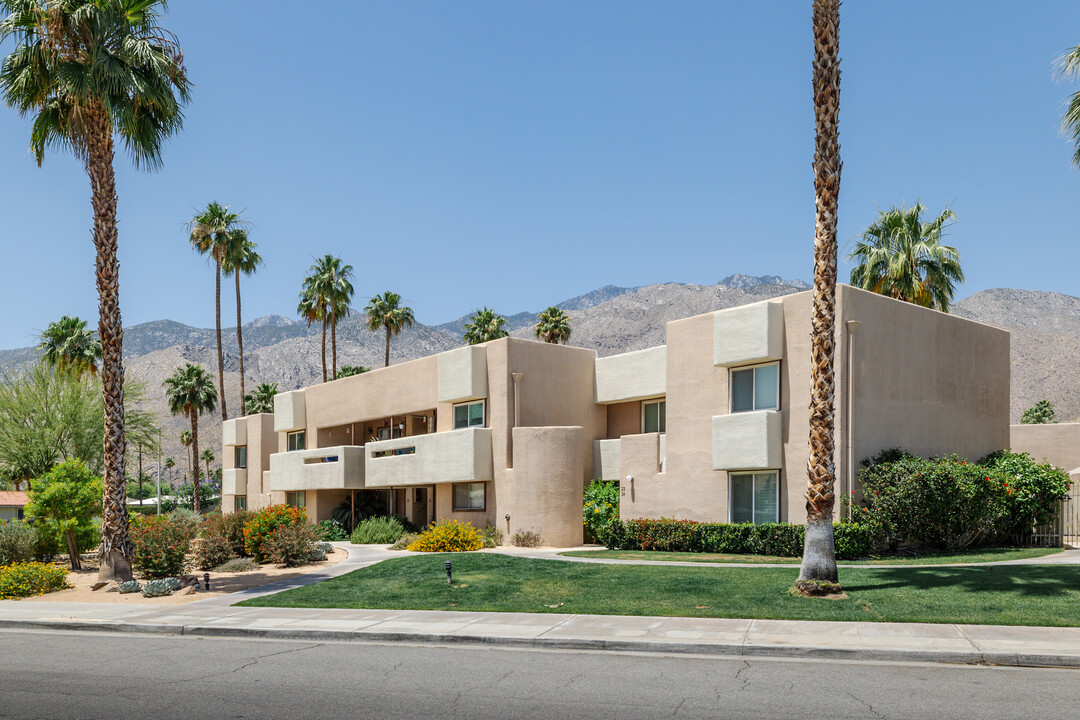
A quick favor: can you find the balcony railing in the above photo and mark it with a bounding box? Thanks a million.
[364,427,493,488]
[268,445,366,491]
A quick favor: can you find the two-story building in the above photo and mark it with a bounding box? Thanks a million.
[222,285,1011,546]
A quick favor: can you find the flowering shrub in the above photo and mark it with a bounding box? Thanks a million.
[193,533,236,570]
[600,518,872,560]
[265,522,320,567]
[981,450,1072,535]
[130,515,197,578]
[0,522,38,567]
[583,480,619,541]
[511,529,543,548]
[407,520,483,552]
[243,505,307,562]
[0,561,69,599]
[480,525,503,548]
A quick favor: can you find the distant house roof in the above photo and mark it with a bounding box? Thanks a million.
[0,491,29,507]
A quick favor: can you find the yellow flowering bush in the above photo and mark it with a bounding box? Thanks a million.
[0,561,69,600]
[407,520,483,552]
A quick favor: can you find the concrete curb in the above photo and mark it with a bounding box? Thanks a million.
[2,617,1077,669]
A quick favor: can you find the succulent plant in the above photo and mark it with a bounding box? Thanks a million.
[308,547,328,562]
[141,578,179,598]
[116,580,142,594]
[315,542,333,554]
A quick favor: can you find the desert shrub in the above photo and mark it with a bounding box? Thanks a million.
[215,557,259,573]
[243,505,307,562]
[980,450,1072,535]
[601,518,871,560]
[583,480,619,541]
[0,561,69,599]
[265,522,319,567]
[511,530,543,548]
[391,533,418,550]
[130,515,197,579]
[351,515,408,545]
[202,510,254,557]
[167,507,199,524]
[407,520,483,552]
[0,522,38,566]
[316,519,349,542]
[480,525,503,548]
[192,533,236,571]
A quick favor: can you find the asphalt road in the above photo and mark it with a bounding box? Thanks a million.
[2,630,1079,720]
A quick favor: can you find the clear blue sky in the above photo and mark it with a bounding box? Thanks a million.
[2,1,1079,349]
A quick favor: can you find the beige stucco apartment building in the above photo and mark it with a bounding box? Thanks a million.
[222,285,1011,546]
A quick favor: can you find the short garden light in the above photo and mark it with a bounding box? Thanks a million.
[445,560,453,585]
[203,572,210,591]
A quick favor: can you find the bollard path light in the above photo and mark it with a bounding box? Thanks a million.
[204,572,210,591]
[445,560,453,585]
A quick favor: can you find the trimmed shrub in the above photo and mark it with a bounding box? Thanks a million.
[407,520,483,552]
[0,561,69,599]
[215,557,259,573]
[316,519,349,542]
[130,515,197,579]
[243,505,307,562]
[265,522,319,567]
[193,533,236,571]
[480,525,503,548]
[0,522,38,567]
[391,533,417,551]
[600,518,871,560]
[511,530,543,548]
[583,480,619,541]
[981,450,1072,535]
[351,515,408,545]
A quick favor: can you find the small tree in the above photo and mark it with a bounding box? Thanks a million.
[26,460,103,571]
[1020,400,1056,425]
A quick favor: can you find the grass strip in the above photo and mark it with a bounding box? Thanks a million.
[557,547,1064,566]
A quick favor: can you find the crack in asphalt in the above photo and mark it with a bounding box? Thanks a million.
[845,690,886,719]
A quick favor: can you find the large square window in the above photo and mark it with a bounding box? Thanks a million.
[287,431,305,452]
[642,399,666,433]
[235,446,247,469]
[730,363,779,413]
[453,401,485,430]
[452,482,485,510]
[286,491,306,509]
[729,472,778,524]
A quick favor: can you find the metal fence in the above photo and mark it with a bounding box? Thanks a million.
[1028,494,1079,548]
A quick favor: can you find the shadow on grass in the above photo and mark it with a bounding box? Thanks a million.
[844,566,1078,598]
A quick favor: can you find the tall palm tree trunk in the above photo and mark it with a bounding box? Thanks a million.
[320,317,328,382]
[215,260,228,421]
[800,0,842,586]
[331,309,337,380]
[88,107,133,583]
[384,324,391,367]
[235,272,246,416]
[189,409,201,515]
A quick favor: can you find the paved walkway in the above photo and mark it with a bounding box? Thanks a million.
[2,543,1079,668]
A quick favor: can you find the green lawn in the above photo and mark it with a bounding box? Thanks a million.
[238,553,1080,627]
[557,547,1064,565]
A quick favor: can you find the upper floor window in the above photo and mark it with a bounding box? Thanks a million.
[453,400,485,430]
[730,363,779,413]
[287,431,306,452]
[235,446,247,469]
[642,399,666,434]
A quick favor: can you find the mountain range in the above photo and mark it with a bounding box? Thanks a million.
[1,275,1073,477]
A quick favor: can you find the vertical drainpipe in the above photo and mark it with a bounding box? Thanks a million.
[845,320,862,522]
[510,373,524,467]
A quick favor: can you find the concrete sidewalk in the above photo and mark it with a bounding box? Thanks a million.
[2,543,1078,669]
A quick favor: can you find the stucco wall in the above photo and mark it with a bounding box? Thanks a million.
[594,346,666,403]
[502,427,585,547]
[222,413,275,513]
[433,482,495,529]
[1010,423,1080,472]
[842,285,1011,472]
[607,401,642,439]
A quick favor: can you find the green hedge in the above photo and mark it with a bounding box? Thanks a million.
[600,518,873,560]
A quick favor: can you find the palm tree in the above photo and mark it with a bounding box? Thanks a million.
[463,308,508,345]
[799,0,842,589]
[179,430,192,484]
[164,457,175,488]
[188,202,248,421]
[534,306,572,345]
[222,229,262,415]
[1056,44,1080,166]
[296,288,327,382]
[200,448,214,484]
[364,291,415,368]
[164,364,217,515]
[244,382,279,415]
[848,203,964,312]
[1,0,191,582]
[38,316,102,376]
[301,255,354,380]
[337,365,370,378]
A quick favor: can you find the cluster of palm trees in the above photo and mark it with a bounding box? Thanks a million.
[298,256,356,381]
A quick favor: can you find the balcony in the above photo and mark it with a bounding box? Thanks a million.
[222,468,246,496]
[364,427,493,488]
[712,410,783,471]
[268,445,365,492]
